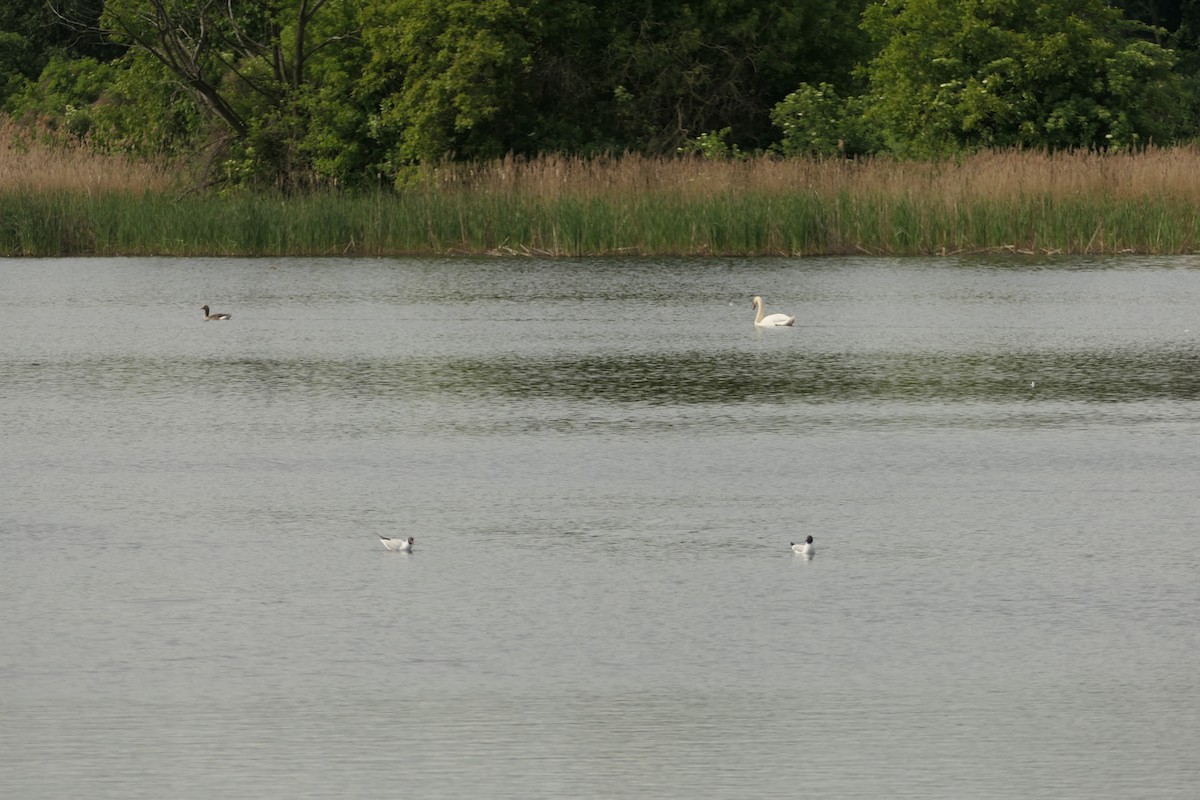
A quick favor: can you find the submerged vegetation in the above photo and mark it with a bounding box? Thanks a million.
[3,125,1199,257]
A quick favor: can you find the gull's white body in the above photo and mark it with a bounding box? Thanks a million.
[791,536,815,557]
[380,536,414,552]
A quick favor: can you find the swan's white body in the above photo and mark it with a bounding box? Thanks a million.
[791,536,815,557]
[380,535,414,552]
[201,305,232,320]
[751,296,795,327]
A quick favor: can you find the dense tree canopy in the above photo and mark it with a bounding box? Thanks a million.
[3,0,1198,186]
[861,0,1188,154]
[358,0,870,165]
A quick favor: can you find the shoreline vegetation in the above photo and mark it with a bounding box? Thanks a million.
[3,127,1200,258]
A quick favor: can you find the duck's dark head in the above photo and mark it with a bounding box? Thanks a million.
[201,305,209,314]
[806,535,814,544]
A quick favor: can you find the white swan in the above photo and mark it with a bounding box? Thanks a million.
[791,536,815,557]
[380,535,414,552]
[751,296,795,327]
[201,304,232,320]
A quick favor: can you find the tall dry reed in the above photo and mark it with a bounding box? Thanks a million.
[429,148,1200,204]
[423,149,1200,255]
[0,119,178,194]
[4,119,1200,257]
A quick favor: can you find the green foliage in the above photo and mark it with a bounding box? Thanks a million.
[677,128,745,160]
[5,55,116,137]
[362,0,547,166]
[0,1,117,107]
[360,0,872,167]
[599,0,871,153]
[293,5,378,184]
[0,31,35,107]
[861,0,1188,155]
[6,0,1200,185]
[93,0,366,185]
[360,0,619,167]
[771,82,880,157]
[6,50,203,155]
[90,52,204,154]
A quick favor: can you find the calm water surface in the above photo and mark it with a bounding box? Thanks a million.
[2,256,1199,798]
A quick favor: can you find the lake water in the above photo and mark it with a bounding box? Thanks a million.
[2,255,1198,799]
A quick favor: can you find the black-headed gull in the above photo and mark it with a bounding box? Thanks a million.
[380,535,414,552]
[790,536,815,557]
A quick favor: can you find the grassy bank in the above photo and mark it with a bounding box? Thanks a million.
[3,128,1200,256]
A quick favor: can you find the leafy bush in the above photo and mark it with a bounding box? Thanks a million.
[771,82,880,157]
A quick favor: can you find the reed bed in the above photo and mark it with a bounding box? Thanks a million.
[3,122,1200,257]
[0,119,177,196]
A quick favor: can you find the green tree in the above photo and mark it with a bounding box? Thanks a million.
[364,0,537,165]
[291,6,378,183]
[6,48,206,156]
[599,0,870,154]
[67,0,364,184]
[361,0,610,167]
[861,0,1189,154]
[0,31,34,105]
[360,0,871,166]
[1,1,117,107]
[1110,0,1183,43]
[4,54,116,138]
